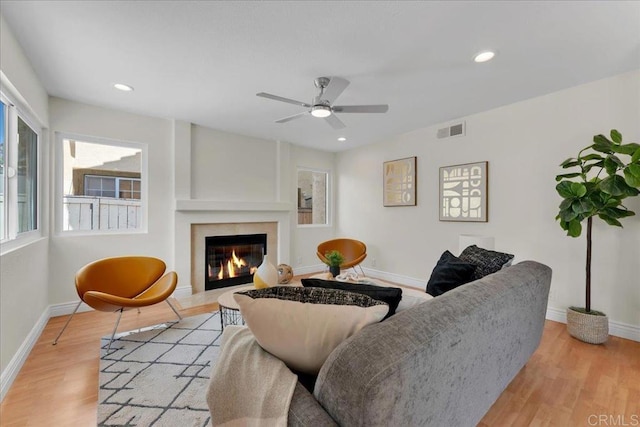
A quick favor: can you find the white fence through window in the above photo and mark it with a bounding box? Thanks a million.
[63,196,141,231]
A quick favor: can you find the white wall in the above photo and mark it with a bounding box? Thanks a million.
[48,98,174,305]
[337,70,640,329]
[0,14,50,379]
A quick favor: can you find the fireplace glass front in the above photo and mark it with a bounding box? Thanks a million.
[205,233,267,290]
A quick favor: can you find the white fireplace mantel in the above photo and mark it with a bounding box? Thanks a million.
[175,199,292,212]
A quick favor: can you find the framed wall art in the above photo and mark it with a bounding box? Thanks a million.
[439,161,488,222]
[383,156,416,207]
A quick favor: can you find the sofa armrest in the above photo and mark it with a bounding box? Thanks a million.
[288,382,337,427]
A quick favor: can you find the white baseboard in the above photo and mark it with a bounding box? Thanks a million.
[293,263,326,276]
[546,306,640,342]
[172,285,194,299]
[362,267,426,290]
[0,307,50,402]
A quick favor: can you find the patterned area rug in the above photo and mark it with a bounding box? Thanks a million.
[98,311,222,426]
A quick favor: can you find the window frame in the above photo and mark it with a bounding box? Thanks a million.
[0,89,42,251]
[55,132,148,236]
[83,175,142,200]
[296,167,331,228]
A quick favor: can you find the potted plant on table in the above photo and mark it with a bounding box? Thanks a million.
[324,250,345,278]
[555,129,640,344]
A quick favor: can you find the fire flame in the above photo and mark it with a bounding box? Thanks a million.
[215,250,249,280]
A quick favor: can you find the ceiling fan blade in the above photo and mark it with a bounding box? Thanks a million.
[322,77,350,104]
[257,92,311,108]
[332,105,389,113]
[275,111,309,123]
[324,114,346,130]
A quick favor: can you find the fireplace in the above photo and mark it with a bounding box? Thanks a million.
[205,233,267,290]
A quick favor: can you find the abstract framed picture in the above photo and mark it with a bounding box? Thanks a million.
[439,161,488,222]
[383,156,416,207]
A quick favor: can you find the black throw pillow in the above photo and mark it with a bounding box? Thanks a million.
[426,250,476,296]
[458,245,514,280]
[301,278,402,319]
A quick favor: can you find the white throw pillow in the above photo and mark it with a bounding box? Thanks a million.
[233,287,388,375]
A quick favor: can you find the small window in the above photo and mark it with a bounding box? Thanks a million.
[1,92,40,244]
[297,168,329,226]
[59,135,146,233]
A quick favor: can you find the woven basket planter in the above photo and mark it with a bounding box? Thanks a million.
[566,307,609,344]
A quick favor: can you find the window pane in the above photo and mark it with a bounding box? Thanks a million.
[63,138,142,232]
[0,101,5,239]
[17,117,37,233]
[297,169,328,225]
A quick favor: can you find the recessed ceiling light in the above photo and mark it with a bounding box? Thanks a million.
[113,83,134,92]
[474,51,495,63]
[337,137,347,142]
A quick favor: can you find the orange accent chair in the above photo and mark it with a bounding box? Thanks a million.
[53,256,182,351]
[316,238,367,276]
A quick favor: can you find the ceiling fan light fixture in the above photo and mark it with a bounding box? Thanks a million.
[337,137,347,142]
[311,105,332,118]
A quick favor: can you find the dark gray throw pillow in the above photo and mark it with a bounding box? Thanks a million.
[458,245,514,280]
[426,250,476,296]
[301,278,402,319]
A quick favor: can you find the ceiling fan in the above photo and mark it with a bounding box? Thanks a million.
[256,76,389,130]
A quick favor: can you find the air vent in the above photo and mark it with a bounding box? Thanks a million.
[437,122,466,139]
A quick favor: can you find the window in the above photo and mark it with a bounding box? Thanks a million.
[297,168,329,226]
[84,176,141,199]
[59,135,146,233]
[0,93,40,244]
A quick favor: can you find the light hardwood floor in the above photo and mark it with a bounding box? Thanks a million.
[1,293,638,426]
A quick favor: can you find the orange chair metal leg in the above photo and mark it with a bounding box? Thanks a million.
[52,300,82,345]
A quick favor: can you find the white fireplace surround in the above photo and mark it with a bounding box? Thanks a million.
[174,201,291,294]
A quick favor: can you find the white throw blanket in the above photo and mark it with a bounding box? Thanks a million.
[207,326,298,426]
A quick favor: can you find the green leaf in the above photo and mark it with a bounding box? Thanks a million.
[559,198,573,210]
[555,172,581,181]
[598,214,622,227]
[600,175,630,196]
[604,156,622,175]
[593,134,612,146]
[623,164,640,188]
[568,219,582,237]
[560,208,578,222]
[611,143,640,155]
[579,153,604,161]
[602,207,635,219]
[556,181,575,198]
[570,182,587,197]
[560,157,577,167]
[610,129,622,144]
[632,147,640,163]
[572,198,594,214]
[560,160,581,169]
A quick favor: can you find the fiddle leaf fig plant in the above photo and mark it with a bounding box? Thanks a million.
[555,129,640,313]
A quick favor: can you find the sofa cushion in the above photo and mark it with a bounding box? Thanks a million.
[458,245,515,280]
[426,250,476,296]
[233,286,388,375]
[301,278,402,319]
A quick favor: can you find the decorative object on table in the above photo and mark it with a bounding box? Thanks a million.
[383,156,417,206]
[323,250,345,277]
[439,161,488,222]
[277,264,294,284]
[253,253,278,289]
[555,129,640,344]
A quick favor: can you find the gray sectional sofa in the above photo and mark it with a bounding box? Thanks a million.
[287,261,552,426]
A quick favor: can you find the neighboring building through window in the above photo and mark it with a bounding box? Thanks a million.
[60,136,145,232]
[0,93,40,244]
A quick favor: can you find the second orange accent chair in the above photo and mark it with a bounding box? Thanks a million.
[317,238,367,276]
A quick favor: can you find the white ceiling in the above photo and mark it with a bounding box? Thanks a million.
[2,1,639,152]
